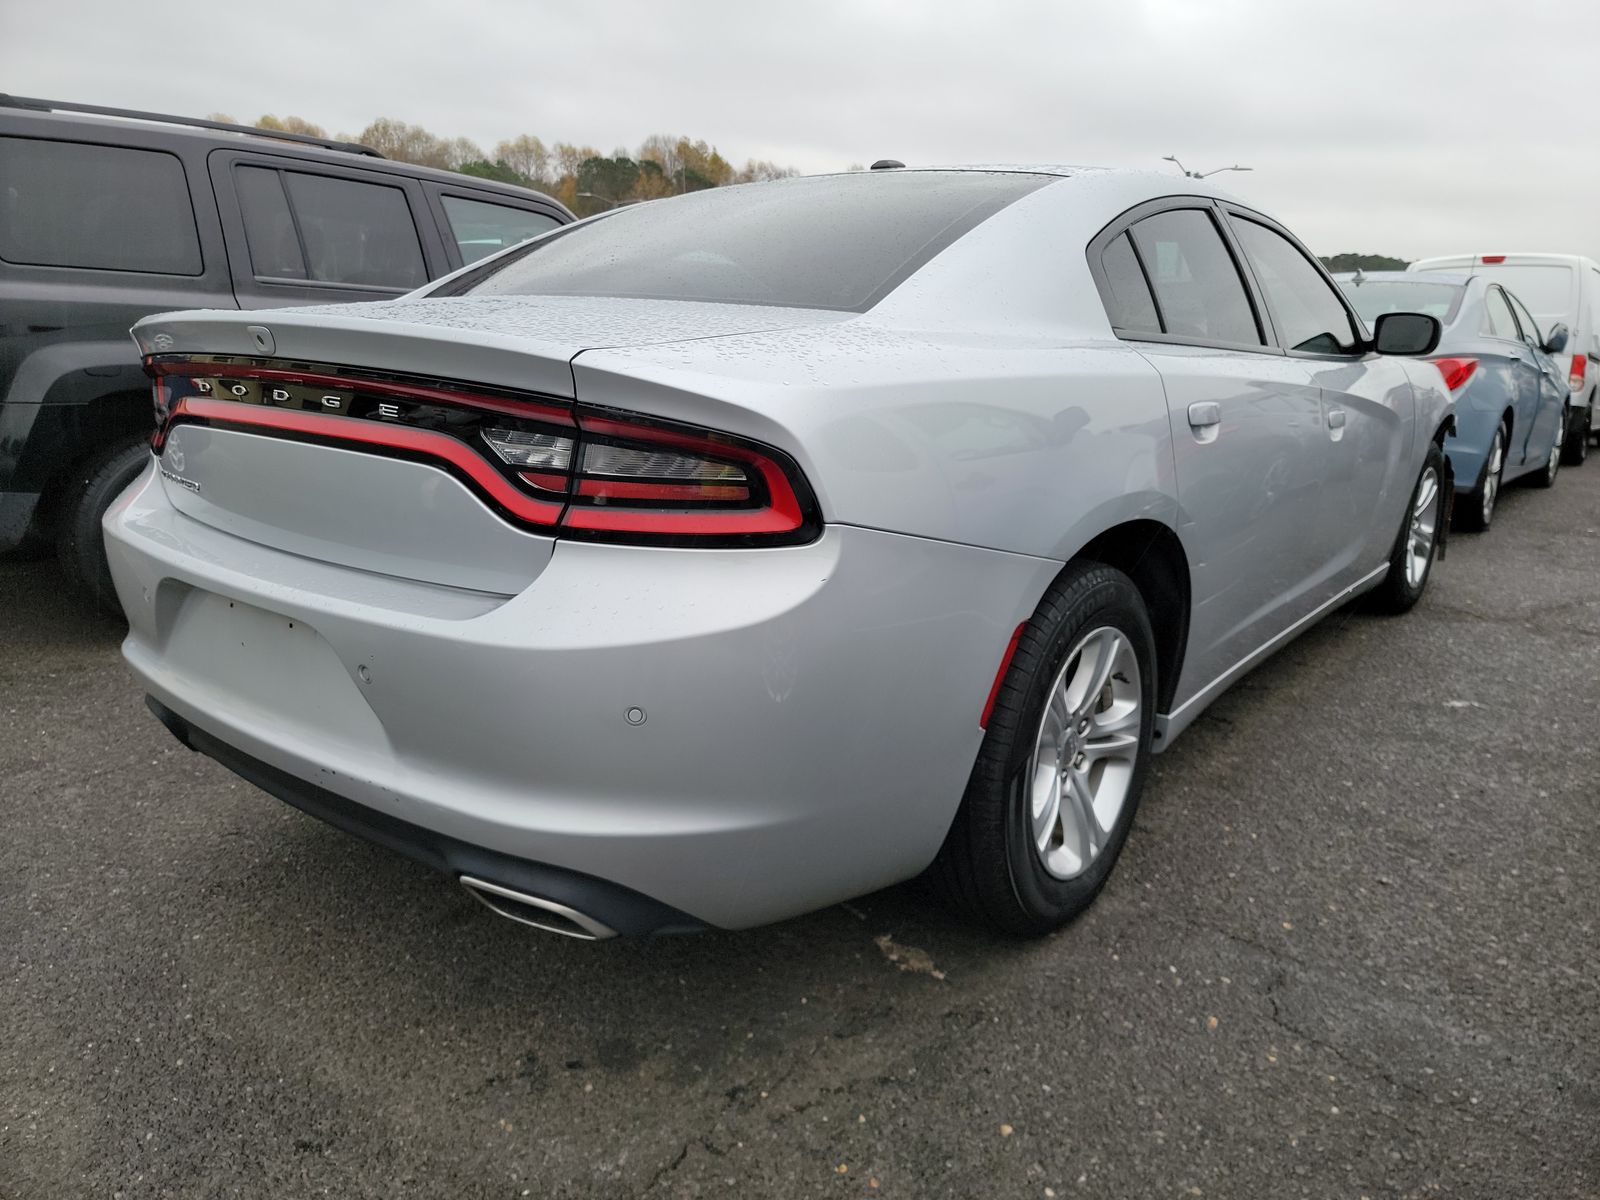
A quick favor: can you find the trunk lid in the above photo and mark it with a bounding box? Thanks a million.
[133,296,846,593]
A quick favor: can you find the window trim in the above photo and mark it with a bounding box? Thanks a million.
[1086,195,1280,355]
[0,134,205,277]
[1218,205,1369,361]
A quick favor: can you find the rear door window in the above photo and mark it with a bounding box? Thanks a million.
[1230,218,1360,354]
[1098,232,1161,335]
[234,165,426,290]
[0,137,201,274]
[1126,209,1261,346]
[235,166,306,279]
[440,196,561,265]
[1482,287,1520,340]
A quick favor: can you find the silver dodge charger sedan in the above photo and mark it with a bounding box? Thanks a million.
[105,166,1452,938]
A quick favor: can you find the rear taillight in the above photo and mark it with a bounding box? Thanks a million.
[1570,354,1586,394]
[1431,356,1478,392]
[146,356,819,547]
[1481,254,1506,264]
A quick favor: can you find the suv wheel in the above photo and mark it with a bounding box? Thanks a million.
[56,434,151,618]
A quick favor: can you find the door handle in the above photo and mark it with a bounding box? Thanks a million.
[1327,408,1346,429]
[1187,401,1221,429]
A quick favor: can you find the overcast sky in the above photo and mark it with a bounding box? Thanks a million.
[4,0,1596,261]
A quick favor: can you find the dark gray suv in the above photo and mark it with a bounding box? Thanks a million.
[0,95,572,613]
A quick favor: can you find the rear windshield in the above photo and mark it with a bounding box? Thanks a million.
[1465,264,1576,325]
[1341,279,1464,325]
[448,170,1051,312]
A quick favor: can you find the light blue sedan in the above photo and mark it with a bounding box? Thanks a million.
[1338,271,1572,529]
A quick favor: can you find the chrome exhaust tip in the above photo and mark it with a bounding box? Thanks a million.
[459,875,618,940]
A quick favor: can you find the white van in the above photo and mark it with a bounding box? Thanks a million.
[1409,253,1599,463]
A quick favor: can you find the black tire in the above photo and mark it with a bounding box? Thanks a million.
[1368,442,1446,615]
[1533,408,1565,488]
[1455,422,1506,533]
[55,434,151,618]
[932,562,1157,935]
[1561,406,1589,467]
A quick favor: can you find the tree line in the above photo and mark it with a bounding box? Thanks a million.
[1319,253,1409,272]
[210,114,798,217]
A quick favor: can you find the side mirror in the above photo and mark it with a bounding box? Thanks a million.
[1372,311,1441,356]
[1543,323,1570,355]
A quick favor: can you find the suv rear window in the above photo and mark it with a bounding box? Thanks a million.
[440,196,561,265]
[452,170,1051,311]
[0,137,202,274]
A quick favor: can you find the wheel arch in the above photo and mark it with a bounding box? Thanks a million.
[1068,519,1190,718]
[27,386,155,536]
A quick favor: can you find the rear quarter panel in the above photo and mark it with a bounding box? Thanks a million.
[572,329,1178,562]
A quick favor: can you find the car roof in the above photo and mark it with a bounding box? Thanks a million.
[1412,253,1598,270]
[0,103,566,207]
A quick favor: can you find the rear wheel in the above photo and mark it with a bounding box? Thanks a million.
[1456,423,1506,533]
[1368,443,1445,615]
[1561,405,1589,466]
[56,434,150,618]
[1534,408,1565,488]
[933,562,1156,935]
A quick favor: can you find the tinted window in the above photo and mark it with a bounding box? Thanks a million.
[0,137,201,274]
[1232,219,1358,354]
[1127,209,1259,345]
[441,196,560,265]
[1099,232,1160,333]
[280,171,426,289]
[236,166,306,279]
[1342,279,1463,325]
[1482,287,1520,340]
[456,171,1051,311]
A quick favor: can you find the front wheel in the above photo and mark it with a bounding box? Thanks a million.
[1368,442,1445,615]
[1534,408,1566,488]
[932,562,1156,935]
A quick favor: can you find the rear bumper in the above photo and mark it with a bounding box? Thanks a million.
[146,695,705,936]
[105,465,1060,929]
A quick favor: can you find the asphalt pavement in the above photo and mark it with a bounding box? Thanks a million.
[3,460,1598,1199]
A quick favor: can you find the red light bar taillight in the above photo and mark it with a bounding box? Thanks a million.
[1570,354,1586,394]
[146,357,820,548]
[1481,254,1507,264]
[1430,356,1478,392]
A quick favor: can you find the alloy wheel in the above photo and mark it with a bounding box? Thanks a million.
[1405,465,1440,588]
[1027,626,1141,880]
[1482,432,1504,524]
